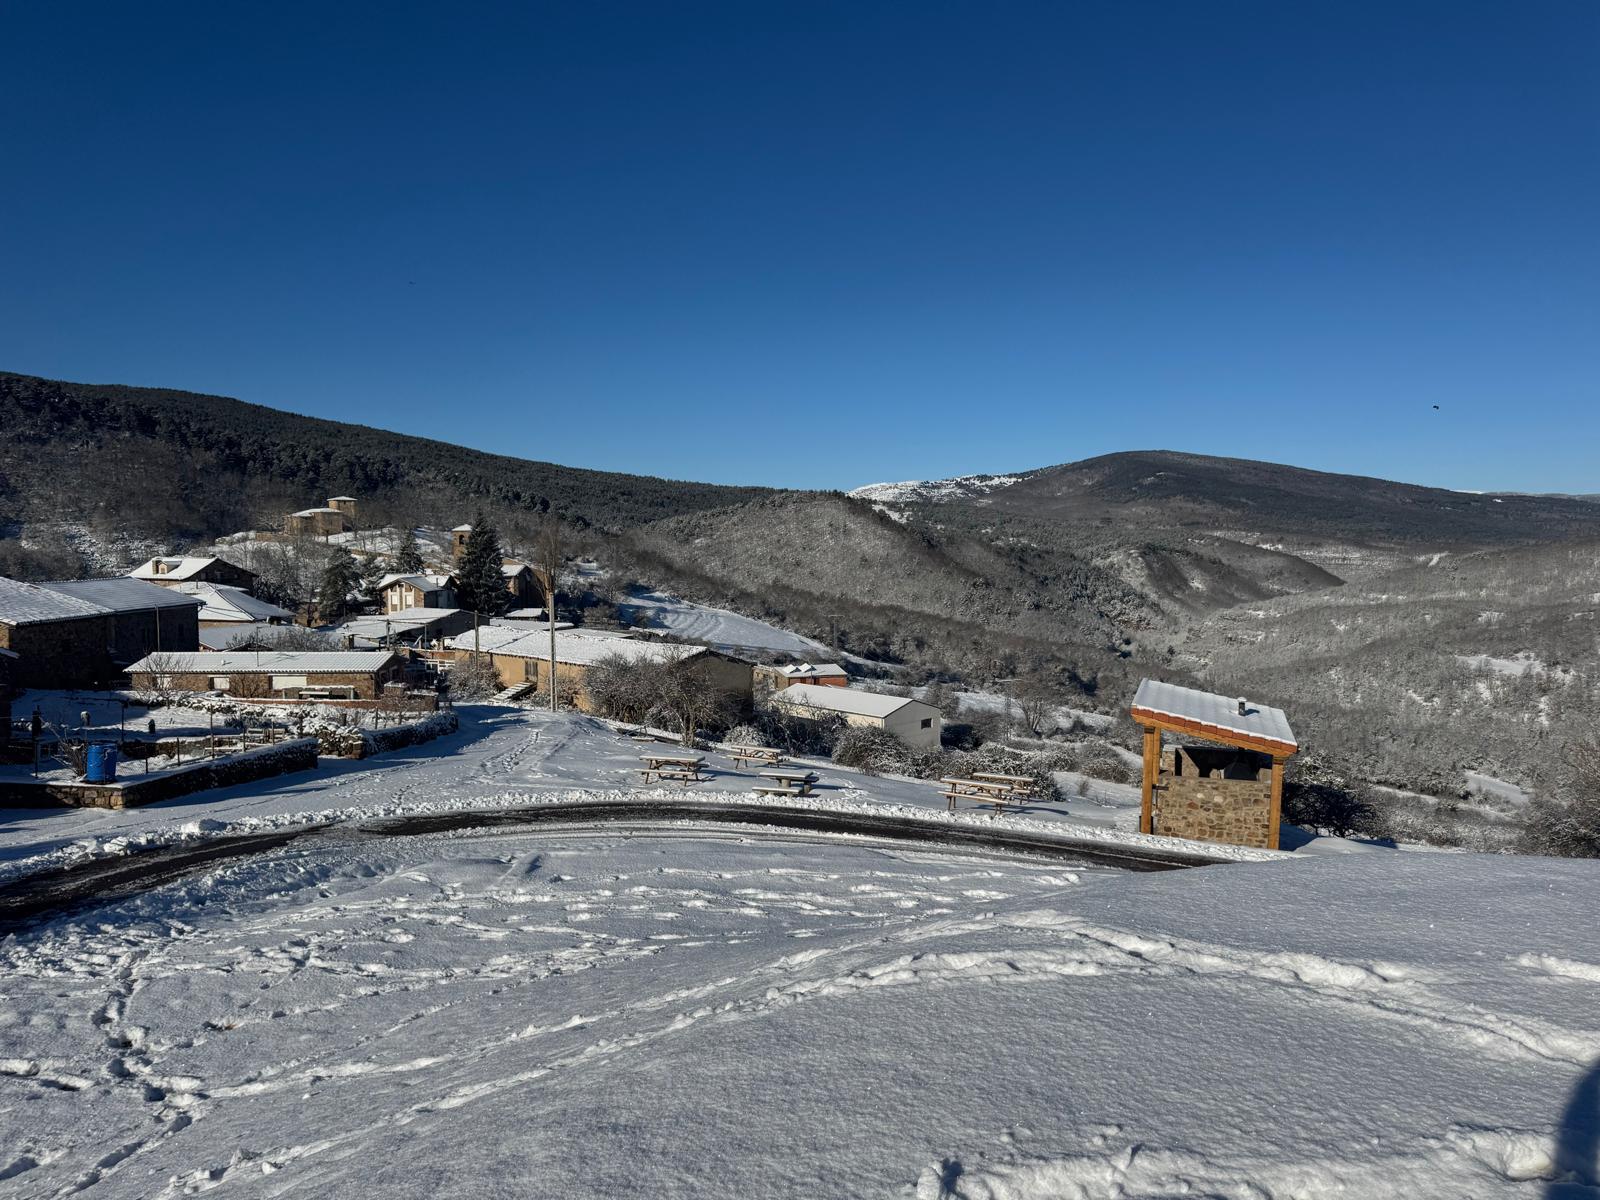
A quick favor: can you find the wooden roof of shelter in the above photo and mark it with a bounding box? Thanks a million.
[1130,678,1297,757]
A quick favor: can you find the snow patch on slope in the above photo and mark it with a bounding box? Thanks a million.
[849,473,1030,504]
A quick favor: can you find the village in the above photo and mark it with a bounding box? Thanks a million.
[0,493,1300,857]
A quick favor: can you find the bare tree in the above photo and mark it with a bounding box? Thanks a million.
[135,652,189,707]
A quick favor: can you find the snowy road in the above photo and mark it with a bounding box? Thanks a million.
[2,826,1597,1197]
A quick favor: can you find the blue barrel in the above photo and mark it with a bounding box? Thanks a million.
[85,743,118,783]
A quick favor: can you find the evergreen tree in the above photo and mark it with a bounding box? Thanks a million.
[359,552,389,599]
[456,514,507,616]
[395,528,424,574]
[316,546,362,623]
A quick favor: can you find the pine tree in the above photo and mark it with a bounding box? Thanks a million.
[395,528,424,573]
[316,547,362,623]
[456,514,507,616]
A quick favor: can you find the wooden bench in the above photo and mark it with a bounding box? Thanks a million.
[639,754,708,784]
[971,771,1039,798]
[760,768,820,796]
[728,745,785,767]
[939,777,1016,814]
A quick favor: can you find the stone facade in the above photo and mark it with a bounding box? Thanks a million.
[106,606,201,667]
[1150,746,1274,849]
[0,739,318,810]
[0,613,116,688]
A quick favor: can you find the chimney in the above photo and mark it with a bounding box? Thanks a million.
[1237,697,1248,716]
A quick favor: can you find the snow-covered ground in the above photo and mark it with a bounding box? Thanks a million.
[619,591,830,657]
[3,811,1597,1196]
[0,708,1161,887]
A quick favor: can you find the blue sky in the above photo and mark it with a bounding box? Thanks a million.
[2,2,1595,492]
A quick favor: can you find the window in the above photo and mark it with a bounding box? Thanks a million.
[209,677,231,691]
[920,718,933,729]
[270,674,308,691]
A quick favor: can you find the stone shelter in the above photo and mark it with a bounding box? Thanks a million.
[1130,678,1298,851]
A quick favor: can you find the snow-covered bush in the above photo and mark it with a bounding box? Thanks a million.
[448,656,503,700]
[723,723,766,748]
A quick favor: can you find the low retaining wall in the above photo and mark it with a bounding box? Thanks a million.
[0,739,319,810]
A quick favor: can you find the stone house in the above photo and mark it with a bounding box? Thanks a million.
[1130,678,1299,851]
[129,555,259,593]
[502,562,541,606]
[378,573,458,613]
[285,497,356,538]
[758,662,850,690]
[40,578,202,668]
[127,650,406,700]
[772,684,942,751]
[445,627,752,715]
[0,576,118,688]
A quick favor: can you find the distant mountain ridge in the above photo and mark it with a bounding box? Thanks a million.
[0,371,769,553]
[854,450,1600,547]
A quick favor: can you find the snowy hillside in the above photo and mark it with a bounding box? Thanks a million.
[848,472,1032,504]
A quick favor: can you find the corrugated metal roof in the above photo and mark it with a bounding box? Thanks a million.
[42,578,204,613]
[775,684,928,719]
[0,576,113,625]
[1131,679,1297,750]
[126,650,400,674]
[169,582,293,622]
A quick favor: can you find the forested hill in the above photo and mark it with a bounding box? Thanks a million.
[0,371,769,542]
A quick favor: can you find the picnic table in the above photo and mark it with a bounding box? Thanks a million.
[727,744,785,767]
[753,767,820,797]
[639,754,708,784]
[971,771,1039,797]
[939,776,1017,814]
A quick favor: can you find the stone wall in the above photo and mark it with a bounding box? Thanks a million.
[0,614,116,688]
[1151,746,1276,849]
[0,739,318,809]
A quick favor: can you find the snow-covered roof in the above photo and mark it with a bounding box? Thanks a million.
[129,555,249,582]
[292,507,344,517]
[197,622,286,650]
[41,578,204,614]
[502,607,550,620]
[377,573,452,594]
[332,608,465,638]
[452,524,474,533]
[1131,679,1297,752]
[446,628,705,667]
[169,582,293,623]
[502,563,534,577]
[328,496,357,502]
[775,684,930,719]
[127,650,401,675]
[779,662,848,678]
[0,576,115,626]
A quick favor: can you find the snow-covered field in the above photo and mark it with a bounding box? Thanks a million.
[619,591,830,657]
[4,813,1598,1196]
[0,708,1158,887]
[3,709,1597,1196]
